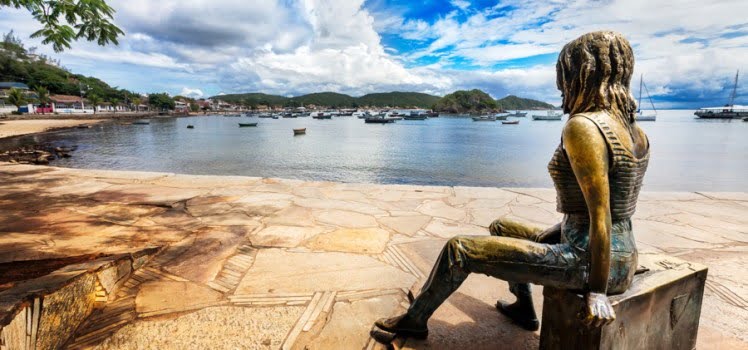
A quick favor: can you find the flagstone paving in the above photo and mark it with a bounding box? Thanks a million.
[0,162,746,349]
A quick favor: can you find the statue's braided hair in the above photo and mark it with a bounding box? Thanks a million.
[556,31,637,133]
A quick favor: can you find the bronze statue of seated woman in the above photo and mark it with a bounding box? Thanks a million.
[373,31,650,340]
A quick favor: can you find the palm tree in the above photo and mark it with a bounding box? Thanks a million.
[7,88,26,113]
[87,94,102,114]
[131,97,141,112]
[35,86,50,114]
[109,98,120,113]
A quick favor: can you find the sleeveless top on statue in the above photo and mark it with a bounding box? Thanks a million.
[548,113,650,221]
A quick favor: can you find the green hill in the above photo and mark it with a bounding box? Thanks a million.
[496,95,554,110]
[358,91,440,108]
[431,90,554,113]
[0,31,134,102]
[290,92,356,107]
[211,93,288,107]
[431,89,499,113]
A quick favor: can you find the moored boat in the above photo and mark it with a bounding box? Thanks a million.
[636,74,657,122]
[532,110,562,120]
[472,116,496,122]
[403,115,427,120]
[695,71,745,119]
[502,120,519,125]
[365,117,396,124]
[238,123,258,127]
[132,121,150,125]
[187,125,194,129]
[494,113,510,120]
[293,128,306,135]
[507,111,527,117]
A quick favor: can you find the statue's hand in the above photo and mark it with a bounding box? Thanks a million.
[577,292,616,328]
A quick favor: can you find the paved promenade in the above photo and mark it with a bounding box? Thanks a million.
[0,163,746,349]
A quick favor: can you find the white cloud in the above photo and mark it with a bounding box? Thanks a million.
[450,0,470,11]
[179,87,204,98]
[0,0,746,106]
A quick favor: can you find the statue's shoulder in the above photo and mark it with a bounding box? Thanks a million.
[563,114,606,146]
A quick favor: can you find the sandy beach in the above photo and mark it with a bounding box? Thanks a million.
[0,119,104,139]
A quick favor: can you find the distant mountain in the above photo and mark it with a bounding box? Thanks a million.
[211,93,288,106]
[431,89,499,113]
[290,92,356,107]
[210,91,440,108]
[358,92,440,108]
[431,90,555,113]
[496,95,555,110]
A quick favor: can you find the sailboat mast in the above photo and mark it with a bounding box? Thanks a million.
[728,70,739,107]
[638,74,643,113]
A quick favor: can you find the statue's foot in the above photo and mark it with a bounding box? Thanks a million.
[374,313,428,339]
[496,301,539,331]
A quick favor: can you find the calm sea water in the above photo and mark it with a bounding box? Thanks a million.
[3,110,746,191]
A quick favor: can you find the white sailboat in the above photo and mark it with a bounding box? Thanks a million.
[637,74,657,122]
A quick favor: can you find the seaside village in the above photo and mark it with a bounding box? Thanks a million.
[0,82,266,115]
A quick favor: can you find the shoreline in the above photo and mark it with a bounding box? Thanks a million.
[0,113,194,140]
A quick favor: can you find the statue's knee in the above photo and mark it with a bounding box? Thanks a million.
[489,219,505,236]
[446,236,468,250]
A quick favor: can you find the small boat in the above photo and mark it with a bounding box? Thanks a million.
[636,74,657,122]
[223,114,241,117]
[187,125,195,129]
[502,120,520,125]
[743,117,748,122]
[132,121,151,125]
[695,70,746,119]
[472,116,496,122]
[532,110,563,121]
[365,117,396,124]
[282,113,298,118]
[271,116,279,119]
[258,113,273,118]
[426,111,439,118]
[494,113,510,120]
[238,123,258,127]
[76,125,92,129]
[313,113,332,119]
[403,115,427,120]
[508,111,527,117]
[293,128,306,135]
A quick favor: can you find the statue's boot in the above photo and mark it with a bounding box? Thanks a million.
[374,314,428,339]
[496,283,539,331]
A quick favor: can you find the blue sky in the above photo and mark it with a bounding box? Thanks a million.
[1,0,746,108]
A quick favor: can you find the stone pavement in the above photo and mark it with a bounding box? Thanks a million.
[0,163,746,349]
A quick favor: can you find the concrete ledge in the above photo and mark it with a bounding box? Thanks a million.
[0,247,159,350]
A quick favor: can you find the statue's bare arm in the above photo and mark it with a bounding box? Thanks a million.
[563,115,616,327]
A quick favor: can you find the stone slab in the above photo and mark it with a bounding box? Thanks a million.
[235,249,416,294]
[305,228,390,254]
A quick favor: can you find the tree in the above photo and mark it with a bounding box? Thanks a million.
[190,103,199,112]
[0,0,124,52]
[147,93,175,111]
[7,87,26,111]
[87,94,101,114]
[131,97,141,111]
[109,97,119,113]
[34,86,49,113]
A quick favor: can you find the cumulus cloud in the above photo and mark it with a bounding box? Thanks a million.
[179,87,204,98]
[0,0,745,106]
